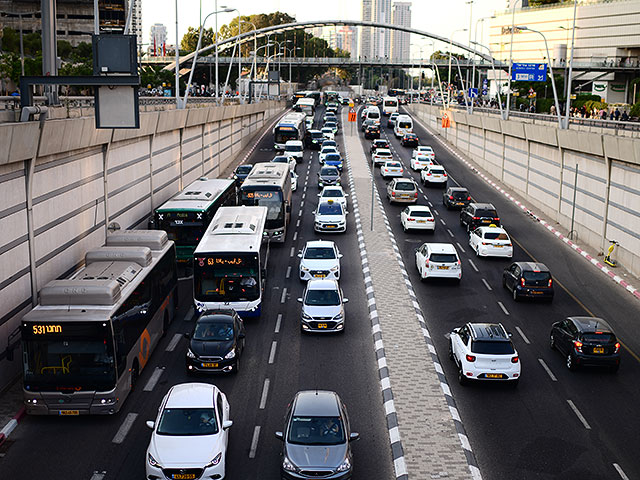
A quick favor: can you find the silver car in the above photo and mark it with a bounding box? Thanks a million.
[297,279,348,333]
[276,390,360,479]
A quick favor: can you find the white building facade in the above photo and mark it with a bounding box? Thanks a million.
[391,2,411,61]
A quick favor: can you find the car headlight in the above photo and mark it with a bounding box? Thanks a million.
[301,266,309,272]
[330,266,338,271]
[186,348,196,359]
[148,452,162,468]
[333,313,343,321]
[283,456,298,473]
[336,457,351,473]
[205,452,222,468]
[224,349,236,360]
[302,312,312,320]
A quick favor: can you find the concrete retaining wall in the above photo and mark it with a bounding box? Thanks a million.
[0,101,285,388]
[407,103,640,280]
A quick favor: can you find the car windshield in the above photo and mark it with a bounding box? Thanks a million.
[305,247,336,260]
[322,189,343,198]
[430,168,445,174]
[430,253,458,263]
[387,162,402,168]
[318,203,342,215]
[286,145,303,152]
[272,157,289,163]
[484,232,509,240]
[288,416,345,445]
[582,333,616,343]
[305,289,340,306]
[156,408,218,436]
[451,191,469,200]
[395,182,415,191]
[322,128,332,133]
[523,271,551,282]
[325,122,337,127]
[476,209,497,217]
[236,165,252,174]
[320,167,339,176]
[311,132,323,138]
[193,320,234,341]
[325,154,341,162]
[377,150,391,156]
[471,340,515,355]
[409,210,432,217]
[322,147,337,153]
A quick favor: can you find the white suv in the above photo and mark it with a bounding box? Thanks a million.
[298,240,342,281]
[297,279,349,333]
[449,323,521,386]
[415,242,461,282]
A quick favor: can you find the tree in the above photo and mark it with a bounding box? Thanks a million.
[180,26,215,54]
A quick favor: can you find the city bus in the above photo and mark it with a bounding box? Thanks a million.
[193,206,269,318]
[21,230,178,415]
[150,177,236,263]
[295,97,316,118]
[239,162,292,243]
[388,88,406,97]
[273,112,306,150]
[324,91,340,105]
[305,91,322,106]
[382,96,399,116]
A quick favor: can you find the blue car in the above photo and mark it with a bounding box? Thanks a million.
[323,153,343,172]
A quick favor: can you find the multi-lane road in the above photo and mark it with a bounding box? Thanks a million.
[1,102,639,480]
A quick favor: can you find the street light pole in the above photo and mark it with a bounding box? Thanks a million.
[505,0,522,120]
[564,0,578,128]
[221,6,241,100]
[471,40,503,117]
[448,28,467,108]
[175,0,180,107]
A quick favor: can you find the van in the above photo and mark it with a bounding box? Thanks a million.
[394,114,413,138]
[365,106,381,124]
[284,140,304,163]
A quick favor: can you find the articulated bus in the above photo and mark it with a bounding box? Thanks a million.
[21,230,178,415]
[193,206,269,318]
[273,112,306,150]
[150,177,237,263]
[239,162,292,243]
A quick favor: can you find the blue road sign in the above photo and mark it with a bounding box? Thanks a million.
[468,88,478,98]
[483,78,488,86]
[512,63,547,82]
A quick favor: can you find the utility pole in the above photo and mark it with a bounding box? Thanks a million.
[41,0,59,104]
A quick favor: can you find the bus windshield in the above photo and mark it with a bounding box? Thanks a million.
[275,128,299,144]
[22,322,117,392]
[194,253,260,302]
[241,190,285,230]
[158,219,204,246]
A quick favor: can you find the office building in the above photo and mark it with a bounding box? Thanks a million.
[360,0,392,59]
[391,2,411,61]
[150,23,168,55]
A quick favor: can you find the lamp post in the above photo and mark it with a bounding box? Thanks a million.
[283,46,301,85]
[448,28,467,108]
[274,40,292,81]
[505,0,522,120]
[470,15,496,112]
[450,55,470,113]
[250,43,274,102]
[563,0,578,128]
[471,40,503,117]
[221,6,241,101]
[263,53,282,100]
[517,26,562,129]
[240,19,258,102]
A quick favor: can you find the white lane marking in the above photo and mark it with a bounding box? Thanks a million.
[268,341,277,364]
[143,367,164,392]
[296,219,301,228]
[112,412,138,444]
[468,259,479,272]
[613,464,630,480]
[249,425,261,458]
[456,242,466,253]
[289,247,295,257]
[301,200,305,207]
[481,278,492,291]
[433,208,439,215]
[497,301,510,316]
[293,231,298,242]
[275,313,282,334]
[259,379,270,409]
[90,473,106,480]
[538,358,558,382]
[165,333,182,352]
[439,218,446,226]
[515,326,531,345]
[298,209,303,216]
[280,288,287,304]
[286,266,291,279]
[178,275,193,281]
[446,228,454,238]
[567,400,591,429]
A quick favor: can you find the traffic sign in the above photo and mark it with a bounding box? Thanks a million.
[468,88,478,98]
[528,87,537,98]
[512,63,547,82]
[349,101,354,108]
[348,107,356,122]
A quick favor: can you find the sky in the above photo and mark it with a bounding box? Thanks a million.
[142,0,506,56]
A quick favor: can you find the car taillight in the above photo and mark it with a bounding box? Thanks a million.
[444,173,448,177]
[426,173,432,176]
[482,242,490,245]
[467,196,471,201]
[425,260,429,268]
[511,356,519,363]
[414,192,418,197]
[407,217,414,221]
[392,191,396,196]
[428,218,434,222]
[506,243,512,247]
[494,217,500,222]
[520,278,526,287]
[573,340,583,353]
[466,354,476,362]
[548,278,553,287]
[449,195,454,200]
[614,342,620,353]
[472,216,480,220]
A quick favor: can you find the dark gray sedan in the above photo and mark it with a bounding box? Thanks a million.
[276,390,359,479]
[318,166,341,189]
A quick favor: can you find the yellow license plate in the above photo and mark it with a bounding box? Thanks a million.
[318,323,328,329]
[202,362,218,368]
[59,410,79,416]
[486,373,502,379]
[416,220,426,223]
[173,475,196,480]
[437,266,449,270]
[494,245,503,248]
[326,225,336,228]
[314,274,326,278]
[593,347,605,354]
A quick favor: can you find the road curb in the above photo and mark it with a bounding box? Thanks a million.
[0,406,26,448]
[410,110,640,303]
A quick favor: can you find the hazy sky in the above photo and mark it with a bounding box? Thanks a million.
[142,0,506,55]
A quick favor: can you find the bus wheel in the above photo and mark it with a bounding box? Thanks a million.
[130,364,139,391]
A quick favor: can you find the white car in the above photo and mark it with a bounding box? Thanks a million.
[271,155,296,173]
[380,160,404,179]
[318,185,348,209]
[469,225,513,258]
[412,146,435,163]
[319,145,338,164]
[290,171,298,191]
[146,383,232,480]
[284,140,304,163]
[321,127,335,142]
[449,323,520,386]
[372,148,393,167]
[297,278,348,333]
[314,200,347,233]
[421,164,448,187]
[401,205,436,232]
[298,240,342,281]
[415,242,462,282]
[410,154,434,171]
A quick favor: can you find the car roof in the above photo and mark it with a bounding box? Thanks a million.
[322,186,344,192]
[307,278,339,290]
[375,149,392,154]
[407,205,431,212]
[514,262,550,273]
[393,178,416,184]
[384,160,401,164]
[569,317,614,333]
[304,240,336,249]
[467,323,510,341]
[428,165,445,170]
[478,225,507,233]
[165,383,215,408]
[418,146,433,150]
[449,187,468,192]
[374,139,388,144]
[293,390,341,417]
[470,202,496,209]
[423,242,457,254]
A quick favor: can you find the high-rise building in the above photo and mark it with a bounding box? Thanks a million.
[360,0,373,59]
[150,23,168,56]
[391,2,411,61]
[360,0,392,59]
[337,26,358,57]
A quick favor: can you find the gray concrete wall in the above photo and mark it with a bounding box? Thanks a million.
[407,103,640,279]
[0,100,285,389]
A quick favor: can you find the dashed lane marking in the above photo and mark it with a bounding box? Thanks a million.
[446,228,454,238]
[456,242,466,253]
[567,400,591,429]
[289,247,295,258]
[296,219,301,228]
[90,472,106,480]
[286,266,291,279]
[165,333,182,352]
[538,358,558,382]
[280,288,287,304]
[143,367,164,392]
[497,301,510,316]
[112,413,138,444]
[613,463,630,480]
[293,231,298,242]
[468,259,479,272]
[259,379,270,409]
[275,313,282,334]
[268,341,277,364]
[248,426,261,459]
[515,326,531,345]
[481,278,492,291]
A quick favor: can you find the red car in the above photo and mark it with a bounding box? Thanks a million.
[401,133,419,147]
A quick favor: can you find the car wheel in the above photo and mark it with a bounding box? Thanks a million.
[232,357,240,375]
[402,222,407,232]
[566,353,578,371]
[458,367,468,386]
[512,288,519,302]
[549,333,556,350]
[448,341,454,361]
[475,246,480,257]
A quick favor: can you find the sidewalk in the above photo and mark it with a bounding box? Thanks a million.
[343,114,478,479]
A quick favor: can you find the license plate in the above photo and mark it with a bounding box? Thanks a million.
[401,194,410,198]
[593,347,605,354]
[59,410,79,416]
[172,475,196,480]
[416,220,426,224]
[485,373,502,379]
[314,274,326,278]
[456,202,464,205]
[437,266,449,270]
[494,245,503,248]
[326,225,336,229]
[202,362,218,368]
[318,323,328,329]
[531,291,543,295]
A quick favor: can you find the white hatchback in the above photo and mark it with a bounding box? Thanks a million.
[421,164,448,186]
[372,148,393,167]
[318,185,348,209]
[469,225,513,258]
[381,160,404,179]
[319,145,338,164]
[314,200,347,233]
[321,128,335,142]
[410,152,434,171]
[415,242,462,282]
[401,205,436,232]
[298,240,342,281]
[146,383,232,480]
[412,145,435,163]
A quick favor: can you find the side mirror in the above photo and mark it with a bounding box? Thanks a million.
[349,432,360,442]
[507,332,513,338]
[343,298,349,303]
[238,332,246,339]
[275,431,284,441]
[183,332,191,339]
[146,421,155,430]
[338,254,343,259]
[317,193,321,197]
[286,205,291,213]
[297,298,303,303]
[297,253,303,258]
[451,328,459,335]
[222,420,233,430]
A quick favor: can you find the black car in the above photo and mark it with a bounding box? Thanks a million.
[318,166,341,188]
[185,309,246,374]
[370,138,390,154]
[459,202,500,231]
[364,124,381,139]
[401,133,419,147]
[387,113,399,128]
[550,317,620,372]
[233,164,253,185]
[503,262,554,302]
[361,118,377,132]
[443,187,471,209]
[305,129,324,150]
